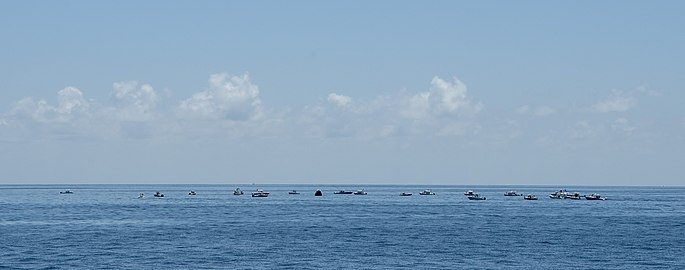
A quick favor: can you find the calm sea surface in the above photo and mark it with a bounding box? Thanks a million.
[1,185,684,269]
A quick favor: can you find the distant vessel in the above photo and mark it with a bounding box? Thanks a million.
[334,190,353,194]
[585,193,607,201]
[549,190,567,199]
[504,191,523,196]
[314,189,323,196]
[137,193,144,199]
[464,190,476,196]
[188,191,197,196]
[59,190,73,194]
[400,192,412,196]
[154,192,164,198]
[234,188,244,195]
[289,190,300,195]
[419,189,435,195]
[467,194,486,200]
[566,192,583,200]
[524,194,538,200]
[251,189,269,197]
[353,189,367,195]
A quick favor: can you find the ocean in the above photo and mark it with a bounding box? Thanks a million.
[1,185,684,269]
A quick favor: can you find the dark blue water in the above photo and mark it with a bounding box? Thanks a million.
[1,185,684,269]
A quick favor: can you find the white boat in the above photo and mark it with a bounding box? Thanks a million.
[137,193,144,199]
[566,192,582,200]
[585,193,607,200]
[504,191,523,196]
[549,190,567,199]
[419,189,435,195]
[400,192,412,196]
[314,189,323,196]
[59,190,73,194]
[188,191,197,196]
[467,194,486,200]
[234,188,244,195]
[251,189,269,197]
[353,189,367,195]
[153,191,164,198]
[464,190,476,196]
[524,194,538,200]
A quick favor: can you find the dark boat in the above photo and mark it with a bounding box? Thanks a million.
[59,190,73,194]
[524,194,538,200]
[585,193,607,201]
[314,189,323,196]
[400,192,412,196]
[289,190,300,195]
[154,192,164,198]
[334,190,353,194]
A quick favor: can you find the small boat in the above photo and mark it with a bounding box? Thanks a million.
[137,193,145,199]
[153,192,164,198]
[188,191,197,196]
[549,190,567,199]
[524,194,538,200]
[233,188,244,195]
[566,192,582,200]
[467,194,486,200]
[464,190,476,196]
[334,190,353,194]
[400,192,412,196]
[353,189,367,195]
[504,191,523,196]
[585,193,607,201]
[314,189,323,196]
[251,189,269,197]
[59,190,73,194]
[289,190,300,195]
[419,189,435,195]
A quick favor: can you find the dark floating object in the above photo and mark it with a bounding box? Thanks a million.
[314,189,323,196]
[154,192,164,197]
[585,193,607,200]
[188,191,197,196]
[400,192,412,196]
[334,190,353,194]
[289,190,300,195]
[59,190,73,194]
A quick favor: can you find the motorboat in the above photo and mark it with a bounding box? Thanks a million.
[137,193,144,199]
[524,194,538,200]
[419,189,435,195]
[566,192,583,200]
[464,190,476,196]
[153,192,164,198]
[504,191,523,196]
[467,194,486,200]
[59,190,73,194]
[549,190,567,199]
[353,189,367,195]
[251,189,269,197]
[585,193,607,201]
[188,191,197,196]
[314,189,323,196]
[334,190,353,194]
[400,192,412,196]
[289,190,300,195]
[234,188,244,195]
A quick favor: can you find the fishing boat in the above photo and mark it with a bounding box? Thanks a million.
[234,188,244,195]
[137,193,144,199]
[59,190,73,194]
[188,191,197,196]
[289,190,300,195]
[419,189,435,195]
[549,190,567,199]
[504,191,523,196]
[400,192,412,196]
[353,189,367,195]
[153,191,164,198]
[334,190,353,194]
[566,192,583,200]
[464,190,476,196]
[251,189,269,197]
[585,193,607,201]
[524,194,538,200]
[467,194,486,200]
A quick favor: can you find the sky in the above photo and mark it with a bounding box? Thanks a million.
[1,1,683,185]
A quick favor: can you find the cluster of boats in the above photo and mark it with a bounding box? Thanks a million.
[60,188,607,201]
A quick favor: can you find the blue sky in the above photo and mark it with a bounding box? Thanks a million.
[1,1,683,185]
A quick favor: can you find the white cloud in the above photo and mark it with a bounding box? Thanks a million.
[637,85,662,97]
[403,76,482,119]
[179,73,263,121]
[109,81,159,121]
[516,105,556,116]
[611,117,635,135]
[8,87,90,123]
[327,93,352,107]
[592,90,636,113]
